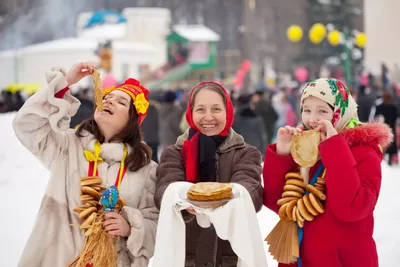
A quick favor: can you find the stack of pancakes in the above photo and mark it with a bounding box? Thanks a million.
[187,182,234,202]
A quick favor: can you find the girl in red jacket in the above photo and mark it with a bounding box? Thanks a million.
[263,78,393,267]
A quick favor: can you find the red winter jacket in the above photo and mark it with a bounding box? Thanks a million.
[263,123,392,267]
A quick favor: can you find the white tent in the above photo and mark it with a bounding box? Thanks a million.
[0,37,158,90]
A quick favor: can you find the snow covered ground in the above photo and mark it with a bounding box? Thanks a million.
[0,112,398,266]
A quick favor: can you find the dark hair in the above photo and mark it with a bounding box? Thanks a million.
[382,90,393,105]
[190,83,227,109]
[76,102,152,172]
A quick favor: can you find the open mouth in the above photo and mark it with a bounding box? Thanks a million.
[102,107,114,115]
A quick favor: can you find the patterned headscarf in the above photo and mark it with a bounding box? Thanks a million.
[300,78,359,132]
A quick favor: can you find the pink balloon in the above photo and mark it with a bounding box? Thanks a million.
[360,74,368,86]
[102,74,118,89]
[295,67,309,83]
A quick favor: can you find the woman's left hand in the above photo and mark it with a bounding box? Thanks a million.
[316,119,338,141]
[103,212,131,237]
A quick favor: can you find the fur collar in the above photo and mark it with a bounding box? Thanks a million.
[175,128,245,153]
[340,123,393,149]
[78,130,132,164]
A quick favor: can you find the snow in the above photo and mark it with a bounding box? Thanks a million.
[172,24,221,42]
[0,112,399,266]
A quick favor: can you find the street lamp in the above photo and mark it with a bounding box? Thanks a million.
[286,23,367,87]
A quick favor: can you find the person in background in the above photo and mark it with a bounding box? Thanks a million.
[252,90,278,145]
[158,90,182,151]
[233,94,267,157]
[70,88,94,128]
[375,90,399,165]
[142,99,160,162]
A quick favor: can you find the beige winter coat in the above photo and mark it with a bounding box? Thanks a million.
[12,69,158,267]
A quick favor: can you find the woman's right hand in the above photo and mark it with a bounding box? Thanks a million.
[276,126,302,155]
[186,207,197,215]
[65,62,96,87]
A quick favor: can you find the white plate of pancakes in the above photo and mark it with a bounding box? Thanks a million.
[179,182,240,209]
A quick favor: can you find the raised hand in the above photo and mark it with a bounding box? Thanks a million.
[276,126,303,156]
[65,62,96,87]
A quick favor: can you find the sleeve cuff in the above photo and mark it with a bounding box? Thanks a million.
[54,87,70,98]
[121,206,146,257]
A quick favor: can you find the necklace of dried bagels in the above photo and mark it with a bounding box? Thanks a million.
[68,141,127,267]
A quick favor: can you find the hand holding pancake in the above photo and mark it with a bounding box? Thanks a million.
[316,119,337,141]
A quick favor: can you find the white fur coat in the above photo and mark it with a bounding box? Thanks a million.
[12,69,158,267]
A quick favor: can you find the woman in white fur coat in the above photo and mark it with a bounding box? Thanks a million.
[12,62,158,267]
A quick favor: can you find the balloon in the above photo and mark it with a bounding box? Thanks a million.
[102,73,118,89]
[309,23,327,44]
[287,25,303,42]
[355,33,367,48]
[328,30,341,46]
[295,67,309,83]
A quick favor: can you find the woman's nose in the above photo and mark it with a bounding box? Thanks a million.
[203,111,213,120]
[103,98,113,105]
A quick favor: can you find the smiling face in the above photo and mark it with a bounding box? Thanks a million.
[94,90,131,141]
[301,96,334,130]
[191,87,227,136]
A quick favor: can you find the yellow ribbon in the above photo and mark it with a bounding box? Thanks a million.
[83,141,103,176]
[116,145,128,191]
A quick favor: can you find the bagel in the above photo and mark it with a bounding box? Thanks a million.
[98,185,107,191]
[282,191,303,199]
[117,197,125,206]
[81,178,103,186]
[279,203,289,220]
[314,184,325,191]
[303,194,319,216]
[309,193,324,214]
[80,211,97,229]
[292,206,297,222]
[277,197,298,206]
[85,200,99,207]
[73,207,85,213]
[286,179,306,189]
[285,172,304,181]
[316,178,326,185]
[295,205,305,222]
[81,186,102,199]
[283,184,305,194]
[92,186,101,191]
[80,194,94,202]
[297,198,314,221]
[81,176,97,181]
[306,184,326,201]
[285,200,297,220]
[298,220,304,228]
[79,206,97,219]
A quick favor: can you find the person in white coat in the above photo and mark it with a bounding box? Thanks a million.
[13,62,158,267]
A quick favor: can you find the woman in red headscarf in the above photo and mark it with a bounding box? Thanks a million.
[13,62,158,267]
[154,81,264,267]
